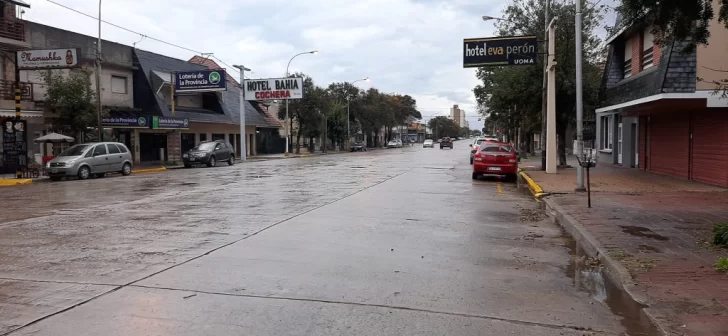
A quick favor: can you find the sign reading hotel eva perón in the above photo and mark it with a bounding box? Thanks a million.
[244,77,304,101]
[17,49,80,70]
[463,36,538,67]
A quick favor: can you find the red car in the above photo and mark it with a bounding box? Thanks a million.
[472,142,518,181]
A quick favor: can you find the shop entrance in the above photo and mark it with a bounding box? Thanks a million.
[139,132,168,162]
[181,133,196,154]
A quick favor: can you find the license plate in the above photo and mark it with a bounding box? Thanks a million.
[189,158,196,161]
[51,169,58,173]
[488,167,502,171]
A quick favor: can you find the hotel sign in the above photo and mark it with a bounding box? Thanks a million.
[463,36,538,67]
[244,77,304,101]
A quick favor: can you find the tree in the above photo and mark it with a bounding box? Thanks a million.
[42,68,100,137]
[278,73,322,154]
[473,0,606,165]
[427,116,459,139]
[619,0,728,49]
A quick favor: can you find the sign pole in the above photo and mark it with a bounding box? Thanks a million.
[170,72,175,117]
[96,1,103,142]
[239,68,247,162]
[546,18,558,174]
[575,0,586,191]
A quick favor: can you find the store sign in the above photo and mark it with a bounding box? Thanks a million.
[244,77,304,101]
[175,70,227,92]
[152,116,189,130]
[1,119,28,173]
[102,116,149,128]
[17,49,79,70]
[463,36,538,68]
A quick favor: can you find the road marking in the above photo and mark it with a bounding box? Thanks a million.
[496,182,503,195]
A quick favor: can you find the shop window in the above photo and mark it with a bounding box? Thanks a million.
[601,116,613,150]
[212,133,225,141]
[199,133,207,142]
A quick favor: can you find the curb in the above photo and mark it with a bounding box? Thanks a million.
[0,179,32,187]
[542,197,666,334]
[131,167,167,174]
[517,169,545,198]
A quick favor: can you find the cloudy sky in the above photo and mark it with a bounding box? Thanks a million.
[21,0,518,129]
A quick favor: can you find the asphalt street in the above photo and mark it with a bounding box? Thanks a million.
[0,144,626,335]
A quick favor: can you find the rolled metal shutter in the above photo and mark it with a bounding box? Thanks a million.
[690,109,728,187]
[648,112,690,179]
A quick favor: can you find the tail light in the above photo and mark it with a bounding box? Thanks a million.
[508,153,517,163]
[474,152,483,162]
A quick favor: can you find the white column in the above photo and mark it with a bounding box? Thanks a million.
[546,20,558,174]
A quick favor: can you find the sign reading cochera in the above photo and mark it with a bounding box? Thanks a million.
[152,116,189,130]
[463,36,538,67]
[175,70,227,92]
[102,116,149,128]
[244,77,304,101]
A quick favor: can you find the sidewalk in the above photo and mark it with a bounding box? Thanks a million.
[521,161,728,335]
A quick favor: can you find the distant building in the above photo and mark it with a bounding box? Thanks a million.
[449,105,467,128]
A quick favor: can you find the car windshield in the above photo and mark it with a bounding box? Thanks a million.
[424,140,433,143]
[58,145,89,157]
[475,139,485,145]
[194,142,217,151]
[480,144,513,153]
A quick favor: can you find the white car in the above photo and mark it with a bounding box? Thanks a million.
[387,139,403,148]
[423,139,434,148]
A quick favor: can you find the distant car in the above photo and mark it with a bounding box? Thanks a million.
[440,137,453,149]
[423,139,434,148]
[350,141,367,152]
[483,136,499,142]
[387,139,403,148]
[472,142,518,181]
[47,142,133,181]
[183,140,235,168]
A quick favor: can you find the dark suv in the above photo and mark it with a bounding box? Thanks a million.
[440,137,453,149]
[183,140,235,168]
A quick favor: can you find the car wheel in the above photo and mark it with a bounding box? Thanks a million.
[228,155,235,166]
[470,157,473,164]
[121,163,132,176]
[472,172,480,180]
[49,176,62,182]
[207,156,216,167]
[77,166,90,180]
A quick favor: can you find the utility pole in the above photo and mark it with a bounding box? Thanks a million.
[96,0,103,142]
[546,17,558,174]
[233,65,251,162]
[540,0,550,170]
[575,0,586,191]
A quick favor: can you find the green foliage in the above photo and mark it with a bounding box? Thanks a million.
[473,0,606,164]
[713,223,728,247]
[715,257,728,273]
[41,69,100,136]
[427,116,459,139]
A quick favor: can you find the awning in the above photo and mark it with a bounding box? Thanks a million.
[0,109,43,118]
[5,0,30,9]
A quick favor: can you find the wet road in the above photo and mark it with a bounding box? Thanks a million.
[0,145,625,335]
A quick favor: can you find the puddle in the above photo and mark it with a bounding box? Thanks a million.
[564,235,661,336]
[619,226,670,241]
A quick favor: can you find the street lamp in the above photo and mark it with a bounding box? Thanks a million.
[482,15,516,24]
[233,64,251,163]
[96,0,103,141]
[346,77,370,149]
[284,50,318,156]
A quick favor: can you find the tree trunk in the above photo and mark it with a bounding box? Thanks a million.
[557,123,567,166]
[295,132,302,154]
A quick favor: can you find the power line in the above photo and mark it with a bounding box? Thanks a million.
[40,0,240,74]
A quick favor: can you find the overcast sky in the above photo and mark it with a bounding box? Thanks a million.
[22,0,617,131]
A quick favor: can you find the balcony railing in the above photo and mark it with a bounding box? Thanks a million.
[0,79,33,101]
[0,17,24,42]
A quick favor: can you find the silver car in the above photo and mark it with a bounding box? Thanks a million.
[47,142,133,181]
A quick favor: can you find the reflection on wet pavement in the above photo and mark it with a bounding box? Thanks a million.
[1,147,629,335]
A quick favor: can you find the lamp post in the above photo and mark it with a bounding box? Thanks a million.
[575,0,586,191]
[96,0,103,141]
[346,77,370,150]
[233,64,251,163]
[284,50,318,156]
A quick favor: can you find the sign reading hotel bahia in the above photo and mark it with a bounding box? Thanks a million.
[463,36,538,68]
[175,70,227,92]
[17,49,80,70]
[244,77,304,101]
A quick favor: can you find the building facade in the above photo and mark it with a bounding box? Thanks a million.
[596,2,728,187]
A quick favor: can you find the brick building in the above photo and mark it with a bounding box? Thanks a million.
[596,4,728,187]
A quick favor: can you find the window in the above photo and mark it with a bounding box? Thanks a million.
[111,75,127,94]
[199,133,207,142]
[93,145,108,156]
[480,144,513,153]
[212,133,225,141]
[623,39,632,78]
[107,144,121,154]
[642,27,654,70]
[118,144,128,153]
[217,142,227,149]
[601,116,613,150]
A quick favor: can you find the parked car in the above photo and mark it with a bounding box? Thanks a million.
[469,137,489,164]
[350,141,367,152]
[387,139,403,148]
[47,142,133,181]
[423,139,434,148]
[440,137,453,149]
[472,142,518,181]
[183,140,235,168]
[483,135,499,142]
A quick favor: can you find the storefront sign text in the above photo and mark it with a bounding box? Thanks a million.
[17,49,79,70]
[175,70,227,92]
[463,36,538,67]
[244,77,304,101]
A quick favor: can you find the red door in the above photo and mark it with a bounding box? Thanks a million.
[691,109,728,187]
[646,112,690,179]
